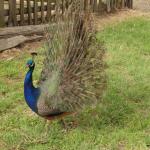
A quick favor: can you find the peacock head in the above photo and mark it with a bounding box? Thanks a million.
[26,52,37,70]
[26,59,35,70]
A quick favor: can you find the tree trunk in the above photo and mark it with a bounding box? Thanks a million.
[0,24,48,38]
[0,35,43,52]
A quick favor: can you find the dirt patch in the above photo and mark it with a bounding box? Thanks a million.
[95,9,150,31]
[133,0,150,12]
[0,40,44,60]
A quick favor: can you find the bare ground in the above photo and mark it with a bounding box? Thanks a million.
[95,9,150,31]
[133,0,150,12]
[0,40,44,60]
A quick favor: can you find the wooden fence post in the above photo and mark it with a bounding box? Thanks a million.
[93,0,97,12]
[20,0,24,26]
[34,0,38,25]
[89,0,94,12]
[90,0,93,5]
[62,0,64,14]
[129,0,133,8]
[110,0,114,10]
[47,0,52,22]
[98,0,103,13]
[106,0,111,12]
[84,0,88,10]
[121,0,125,8]
[126,0,133,8]
[65,0,69,9]
[41,0,45,23]
[27,0,32,25]
[0,0,5,27]
[8,0,17,26]
[114,0,117,10]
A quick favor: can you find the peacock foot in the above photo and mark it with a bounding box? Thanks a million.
[43,120,51,134]
[58,118,78,130]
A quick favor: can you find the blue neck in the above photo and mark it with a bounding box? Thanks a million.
[24,68,40,113]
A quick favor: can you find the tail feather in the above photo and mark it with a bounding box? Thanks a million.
[38,0,105,113]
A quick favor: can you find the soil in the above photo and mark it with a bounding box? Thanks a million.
[0,0,150,60]
[95,9,150,31]
[133,0,150,12]
[0,41,44,60]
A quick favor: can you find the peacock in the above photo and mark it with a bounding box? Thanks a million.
[24,0,105,121]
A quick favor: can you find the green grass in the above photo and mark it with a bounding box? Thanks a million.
[0,16,150,150]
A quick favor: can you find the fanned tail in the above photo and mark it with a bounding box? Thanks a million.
[38,0,105,115]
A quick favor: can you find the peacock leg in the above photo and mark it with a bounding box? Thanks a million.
[70,112,78,128]
[59,119,67,129]
[59,112,78,129]
[43,120,51,134]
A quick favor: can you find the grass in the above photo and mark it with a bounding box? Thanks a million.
[0,16,150,150]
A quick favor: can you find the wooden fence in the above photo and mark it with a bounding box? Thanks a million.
[0,0,133,27]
